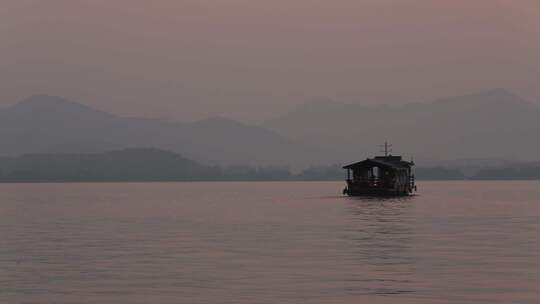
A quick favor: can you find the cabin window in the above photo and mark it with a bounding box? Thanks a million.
[372,167,379,179]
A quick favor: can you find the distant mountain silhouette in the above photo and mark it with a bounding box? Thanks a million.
[264,89,540,163]
[0,95,319,166]
[4,90,540,167]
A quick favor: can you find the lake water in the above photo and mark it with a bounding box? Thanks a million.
[1,181,539,303]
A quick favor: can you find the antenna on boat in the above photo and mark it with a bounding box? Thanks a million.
[380,142,392,156]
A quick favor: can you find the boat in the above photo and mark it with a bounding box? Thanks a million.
[342,143,416,196]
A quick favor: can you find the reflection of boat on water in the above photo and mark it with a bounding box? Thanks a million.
[342,197,416,295]
[343,143,417,197]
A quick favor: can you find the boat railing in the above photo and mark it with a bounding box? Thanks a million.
[349,177,385,187]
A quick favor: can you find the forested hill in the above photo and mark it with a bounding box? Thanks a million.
[1,148,540,182]
[0,148,220,182]
[0,148,294,182]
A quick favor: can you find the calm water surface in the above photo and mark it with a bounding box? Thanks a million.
[1,181,539,303]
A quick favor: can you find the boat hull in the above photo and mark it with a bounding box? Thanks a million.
[344,184,411,197]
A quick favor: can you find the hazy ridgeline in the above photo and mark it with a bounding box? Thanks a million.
[263,88,540,163]
[0,95,318,168]
[2,91,540,181]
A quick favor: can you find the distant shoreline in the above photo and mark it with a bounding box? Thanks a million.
[1,148,539,183]
[1,179,540,184]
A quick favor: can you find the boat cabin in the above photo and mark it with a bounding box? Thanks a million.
[343,155,416,196]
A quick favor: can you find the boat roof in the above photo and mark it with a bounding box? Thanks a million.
[343,155,414,170]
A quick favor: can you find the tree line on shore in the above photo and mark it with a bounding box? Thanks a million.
[0,148,539,182]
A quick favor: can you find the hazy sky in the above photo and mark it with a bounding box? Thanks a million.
[1,0,539,122]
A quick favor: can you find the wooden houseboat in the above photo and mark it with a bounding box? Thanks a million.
[343,145,416,196]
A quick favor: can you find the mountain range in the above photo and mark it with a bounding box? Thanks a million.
[264,88,540,165]
[1,89,539,167]
[0,95,319,167]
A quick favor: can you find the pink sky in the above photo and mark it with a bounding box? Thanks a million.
[1,0,539,121]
